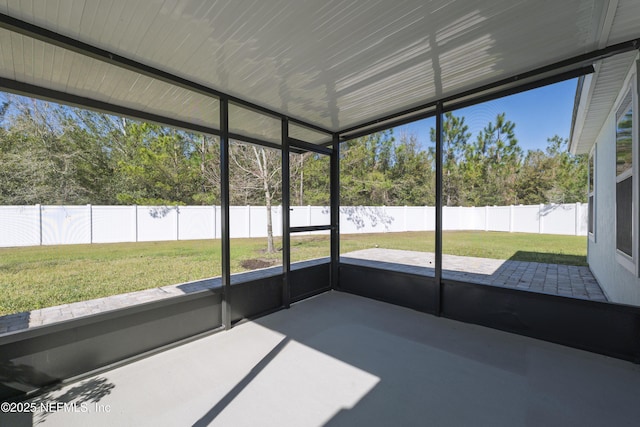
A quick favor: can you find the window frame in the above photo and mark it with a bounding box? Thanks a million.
[614,63,638,274]
[588,144,596,242]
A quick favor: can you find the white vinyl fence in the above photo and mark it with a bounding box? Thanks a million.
[0,203,587,248]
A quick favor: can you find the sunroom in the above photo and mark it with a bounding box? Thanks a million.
[1,1,639,425]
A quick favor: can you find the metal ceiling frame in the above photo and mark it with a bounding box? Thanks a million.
[0,77,223,137]
[2,13,638,146]
[2,11,639,151]
[1,11,640,328]
[339,39,640,141]
[1,10,640,398]
[0,13,334,138]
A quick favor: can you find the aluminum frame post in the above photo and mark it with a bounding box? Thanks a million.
[330,133,340,289]
[220,98,232,329]
[282,118,291,308]
[435,101,443,316]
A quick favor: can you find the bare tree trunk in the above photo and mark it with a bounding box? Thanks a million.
[200,134,206,194]
[265,190,274,253]
[255,147,276,253]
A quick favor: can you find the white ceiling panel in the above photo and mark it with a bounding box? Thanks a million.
[0,28,220,130]
[289,123,332,146]
[0,0,639,137]
[229,102,281,145]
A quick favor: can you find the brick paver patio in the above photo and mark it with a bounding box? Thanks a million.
[342,248,607,301]
[0,250,606,336]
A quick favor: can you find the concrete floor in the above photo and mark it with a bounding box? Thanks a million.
[2,291,638,427]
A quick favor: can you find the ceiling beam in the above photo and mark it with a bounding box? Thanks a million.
[0,13,333,138]
[338,38,640,140]
[1,13,638,144]
[442,65,595,113]
[0,77,221,137]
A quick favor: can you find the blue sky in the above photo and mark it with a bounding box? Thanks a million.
[1,77,578,154]
[396,78,578,153]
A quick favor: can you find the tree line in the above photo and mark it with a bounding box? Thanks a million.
[0,95,587,210]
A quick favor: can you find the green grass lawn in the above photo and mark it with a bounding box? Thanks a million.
[341,231,588,266]
[0,231,586,316]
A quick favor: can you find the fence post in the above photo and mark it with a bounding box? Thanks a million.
[134,205,138,242]
[307,205,312,228]
[383,205,387,232]
[404,205,408,232]
[539,203,544,234]
[509,205,514,233]
[471,206,477,230]
[575,202,580,236]
[175,205,180,241]
[484,206,489,231]
[36,204,42,246]
[213,205,218,239]
[247,205,251,238]
[88,204,93,244]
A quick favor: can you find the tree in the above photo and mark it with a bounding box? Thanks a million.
[191,134,221,205]
[0,96,112,204]
[289,151,314,206]
[104,121,202,205]
[389,131,434,205]
[461,113,522,206]
[293,152,330,206]
[430,112,470,206]
[340,130,395,205]
[229,142,281,253]
[516,135,587,204]
[0,90,588,229]
[0,96,223,206]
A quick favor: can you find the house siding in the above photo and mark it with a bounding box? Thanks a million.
[588,58,640,306]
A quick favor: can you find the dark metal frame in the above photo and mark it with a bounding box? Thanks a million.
[339,106,437,141]
[282,118,292,309]
[290,225,332,233]
[284,138,335,303]
[220,98,232,330]
[434,102,443,316]
[228,133,281,151]
[338,262,640,363]
[0,78,222,137]
[443,65,595,113]
[1,13,640,403]
[338,66,596,142]
[330,134,341,290]
[2,13,636,143]
[289,137,332,155]
[338,41,638,141]
[0,13,332,137]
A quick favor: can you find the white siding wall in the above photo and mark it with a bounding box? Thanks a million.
[588,69,640,306]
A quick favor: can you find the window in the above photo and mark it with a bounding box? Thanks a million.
[615,90,633,260]
[588,146,595,239]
